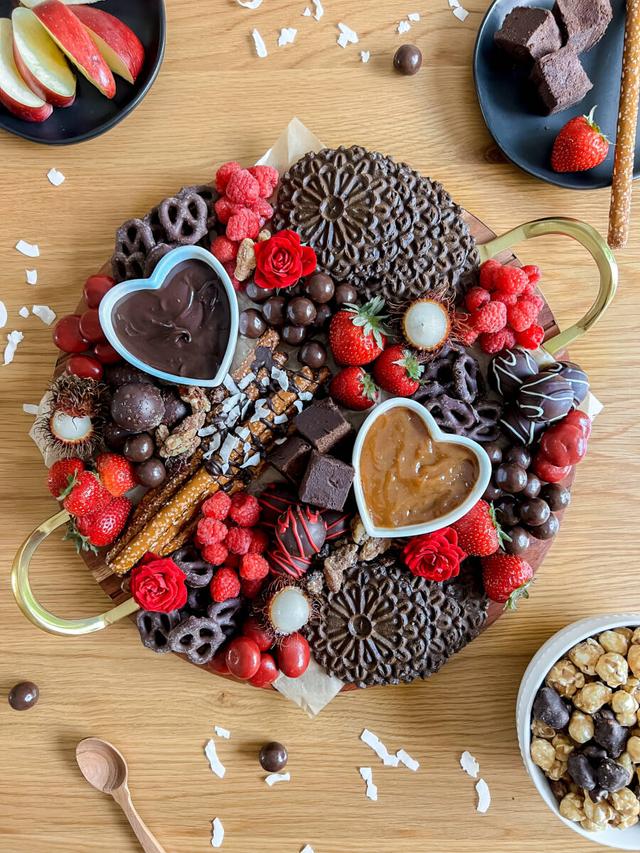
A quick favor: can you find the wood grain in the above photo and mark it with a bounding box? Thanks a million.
[0,2,638,852]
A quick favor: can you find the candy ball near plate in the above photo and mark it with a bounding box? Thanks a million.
[8,681,39,711]
[394,44,423,75]
[286,297,316,327]
[334,283,358,306]
[304,273,335,304]
[299,341,327,369]
[259,742,288,772]
[135,457,166,487]
[111,383,165,432]
[123,432,154,463]
[240,309,267,339]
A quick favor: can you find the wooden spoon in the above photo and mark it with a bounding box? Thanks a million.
[76,737,166,853]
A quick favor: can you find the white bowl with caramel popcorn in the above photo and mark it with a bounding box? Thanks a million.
[517,614,640,849]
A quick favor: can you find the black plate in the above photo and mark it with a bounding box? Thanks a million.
[0,0,165,145]
[473,0,638,190]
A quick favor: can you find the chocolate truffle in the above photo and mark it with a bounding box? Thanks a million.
[529,512,560,540]
[334,283,358,306]
[299,451,355,512]
[295,398,352,454]
[245,281,272,303]
[495,462,528,494]
[519,497,551,527]
[135,457,167,488]
[490,347,539,399]
[268,436,312,483]
[240,308,267,339]
[123,432,154,463]
[393,44,423,75]
[287,297,316,327]
[299,340,327,369]
[269,504,327,578]
[494,6,562,63]
[504,526,531,555]
[103,421,132,451]
[8,681,39,711]
[111,382,165,432]
[553,0,612,53]
[304,273,335,304]
[259,742,288,772]
[541,483,571,511]
[159,389,189,427]
[530,46,593,115]
[282,325,307,346]
[262,296,286,327]
[313,303,333,327]
[516,370,574,423]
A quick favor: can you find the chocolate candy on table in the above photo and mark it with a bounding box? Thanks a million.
[268,436,312,483]
[282,325,307,346]
[494,462,528,494]
[262,296,287,327]
[490,347,539,399]
[503,526,531,555]
[393,44,423,75]
[593,710,629,758]
[159,388,189,427]
[567,753,597,791]
[495,497,520,528]
[299,340,327,369]
[295,397,352,454]
[299,450,355,512]
[8,681,39,711]
[245,281,272,303]
[239,308,267,339]
[483,482,502,503]
[529,513,559,540]
[533,685,570,729]
[286,296,316,327]
[304,273,335,304]
[334,283,358,306]
[259,742,288,773]
[483,442,503,465]
[504,446,531,469]
[111,382,165,433]
[541,483,571,512]
[517,370,574,424]
[135,457,167,488]
[519,497,551,527]
[123,432,154,463]
[522,472,542,499]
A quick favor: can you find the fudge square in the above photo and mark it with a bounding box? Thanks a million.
[553,0,613,53]
[299,451,355,512]
[295,397,352,454]
[494,6,562,63]
[530,46,593,114]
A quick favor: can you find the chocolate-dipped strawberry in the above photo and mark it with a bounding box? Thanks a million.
[269,504,327,578]
[548,360,590,406]
[516,370,574,424]
[490,347,538,399]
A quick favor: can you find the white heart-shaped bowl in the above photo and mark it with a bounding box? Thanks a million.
[351,397,492,539]
[517,614,640,849]
[98,246,239,387]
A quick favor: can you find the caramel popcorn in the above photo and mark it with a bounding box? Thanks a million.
[568,638,604,676]
[559,792,585,822]
[583,797,616,826]
[568,710,594,744]
[546,659,585,697]
[531,737,556,772]
[628,644,640,678]
[531,718,556,739]
[599,629,630,656]
[595,652,629,688]
[552,733,575,761]
[626,736,640,763]
[573,681,612,714]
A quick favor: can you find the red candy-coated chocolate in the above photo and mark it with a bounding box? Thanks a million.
[93,341,121,365]
[249,653,279,688]
[210,646,230,675]
[242,615,275,652]
[79,309,106,344]
[277,632,310,678]
[83,274,115,309]
[226,636,261,679]
[540,423,587,467]
[532,455,571,484]
[68,354,104,381]
[53,314,89,353]
[565,410,592,439]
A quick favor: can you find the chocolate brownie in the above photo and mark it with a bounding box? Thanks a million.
[298,451,354,512]
[530,46,593,115]
[494,6,562,63]
[553,0,613,53]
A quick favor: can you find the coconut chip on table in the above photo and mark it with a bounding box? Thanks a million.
[237,0,262,7]
[397,19,412,34]
[453,5,469,21]
[23,403,39,416]
[211,817,224,848]
[278,27,298,47]
[360,50,370,63]
[265,771,291,786]
[337,22,359,47]
[252,28,268,58]
[214,725,231,739]
[25,269,37,286]
[204,738,226,778]
[4,330,23,366]
[460,750,480,779]
[32,305,56,325]
[408,12,421,21]
[300,846,315,853]
[18,306,29,318]
[358,766,378,801]
[16,240,39,258]
[476,778,491,813]
[47,168,65,187]
[0,301,7,329]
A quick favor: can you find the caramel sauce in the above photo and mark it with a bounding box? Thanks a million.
[360,407,479,529]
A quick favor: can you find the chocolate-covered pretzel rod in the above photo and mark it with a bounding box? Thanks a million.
[608,1,640,249]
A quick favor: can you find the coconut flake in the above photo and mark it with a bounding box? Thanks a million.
[25,270,38,287]
[278,27,298,46]
[204,739,226,779]
[337,22,359,47]
[214,725,231,739]
[237,0,262,6]
[300,846,315,853]
[360,50,371,62]
[211,817,224,848]
[16,240,39,258]
[448,0,460,6]
[312,0,323,20]
[360,729,399,767]
[265,771,291,786]
[408,12,421,21]
[23,403,39,415]
[18,306,29,318]
[460,750,480,779]
[396,749,420,772]
[252,28,268,58]
[238,372,254,390]
[0,301,7,329]
[303,6,312,15]
[453,6,469,21]
[358,767,378,801]
[271,366,289,391]
[240,451,261,469]
[476,778,491,813]
[223,374,240,394]
[397,19,411,33]
[32,304,56,325]
[3,330,23,366]
[47,168,65,187]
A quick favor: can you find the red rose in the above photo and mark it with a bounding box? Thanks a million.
[253,229,316,290]
[403,528,467,582]
[130,557,188,612]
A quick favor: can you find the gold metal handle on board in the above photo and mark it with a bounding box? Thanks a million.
[11,509,139,636]
[478,217,618,356]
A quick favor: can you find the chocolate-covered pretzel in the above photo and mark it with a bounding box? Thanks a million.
[136,609,183,654]
[168,615,225,665]
[208,597,242,639]
[466,398,502,443]
[157,189,209,246]
[424,395,477,434]
[144,243,176,276]
[170,545,215,589]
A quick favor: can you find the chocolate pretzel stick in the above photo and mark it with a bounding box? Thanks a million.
[608,0,640,249]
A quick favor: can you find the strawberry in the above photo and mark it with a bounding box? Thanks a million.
[95,452,137,497]
[452,500,504,557]
[481,553,534,609]
[63,471,111,518]
[71,496,132,550]
[551,106,610,173]
[328,297,388,366]
[372,345,424,396]
[47,458,84,498]
[329,367,379,411]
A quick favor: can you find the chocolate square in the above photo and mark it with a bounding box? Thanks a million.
[299,451,355,512]
[553,0,612,53]
[494,7,562,63]
[268,436,312,483]
[530,46,593,115]
[295,398,352,454]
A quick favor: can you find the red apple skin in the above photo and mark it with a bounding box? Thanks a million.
[72,6,144,84]
[33,0,116,99]
[0,21,52,122]
[12,41,76,108]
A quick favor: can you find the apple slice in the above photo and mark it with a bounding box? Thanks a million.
[12,7,76,107]
[0,19,52,121]
[20,1,104,7]
[72,6,144,85]
[32,0,115,99]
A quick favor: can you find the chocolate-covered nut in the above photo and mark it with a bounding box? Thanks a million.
[490,347,538,399]
[505,446,531,468]
[334,283,358,306]
[299,340,327,369]
[594,712,629,758]
[393,43,423,75]
[286,296,316,327]
[135,458,167,488]
[567,753,597,790]
[239,308,267,339]
[124,432,154,463]
[519,498,550,527]
[483,482,503,502]
[495,462,528,494]
[313,303,333,328]
[483,442,503,465]
[111,382,165,432]
[522,472,542,499]
[282,325,307,346]
[588,786,608,803]
[495,497,520,527]
[533,685,570,729]
[529,512,559,540]
[8,681,39,711]
[504,526,530,555]
[517,371,574,424]
[160,390,189,427]
[263,296,287,327]
[541,483,571,512]
[596,758,631,792]
[583,745,608,762]
[259,741,288,772]
[304,273,335,304]
[103,420,132,451]
[245,281,273,304]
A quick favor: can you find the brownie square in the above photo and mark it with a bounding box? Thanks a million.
[494,6,562,63]
[268,436,312,483]
[530,46,593,115]
[553,0,612,53]
[299,451,355,512]
[295,398,352,454]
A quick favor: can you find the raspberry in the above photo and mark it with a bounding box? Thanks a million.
[515,324,544,349]
[492,290,519,306]
[479,259,501,291]
[493,265,528,298]
[211,235,239,263]
[507,298,539,332]
[248,165,279,198]
[197,517,228,546]
[470,300,507,333]
[250,197,274,220]
[522,264,541,285]
[240,552,270,581]
[229,492,261,527]
[479,328,516,354]
[225,526,252,555]
[201,542,229,566]
[248,527,269,553]
[527,292,544,312]
[215,161,242,194]
[202,491,231,520]
[457,326,479,346]
[225,169,260,205]
[214,197,244,225]
[226,208,260,242]
[241,576,266,599]
[210,568,241,602]
[464,286,490,313]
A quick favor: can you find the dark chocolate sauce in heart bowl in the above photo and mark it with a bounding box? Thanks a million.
[99,246,239,386]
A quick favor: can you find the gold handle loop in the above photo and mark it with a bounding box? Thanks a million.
[478,217,618,356]
[11,509,139,636]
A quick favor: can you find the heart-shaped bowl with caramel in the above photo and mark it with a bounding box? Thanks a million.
[99,245,239,387]
[353,397,492,539]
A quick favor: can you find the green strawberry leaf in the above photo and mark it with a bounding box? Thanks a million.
[489,503,511,550]
[58,470,80,502]
[504,579,533,612]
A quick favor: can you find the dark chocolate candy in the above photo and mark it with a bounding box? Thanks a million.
[548,360,590,406]
[500,407,544,445]
[567,753,597,790]
[593,711,629,758]
[268,436,312,482]
[393,44,423,75]
[299,450,354,512]
[596,758,631,793]
[490,347,539,399]
[516,370,574,423]
[287,296,316,327]
[258,485,298,528]
[553,0,612,53]
[530,46,593,115]
[304,272,335,304]
[282,325,307,346]
[135,457,167,488]
[8,681,39,711]
[269,504,327,578]
[111,382,165,432]
[123,432,154,463]
[533,685,570,729]
[494,6,562,63]
[259,742,288,772]
[299,340,327,369]
[295,397,352,454]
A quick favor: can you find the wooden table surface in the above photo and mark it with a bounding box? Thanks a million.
[1,1,638,851]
